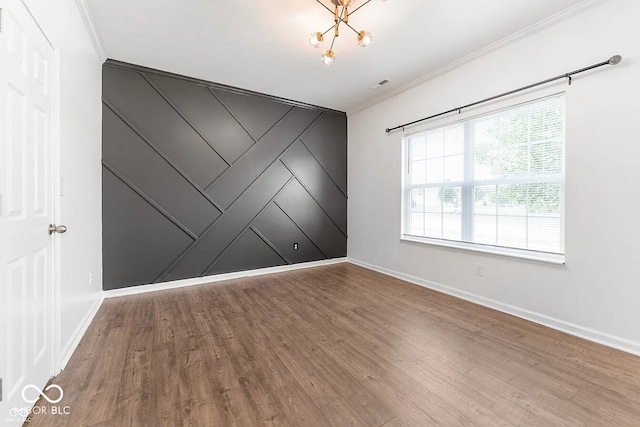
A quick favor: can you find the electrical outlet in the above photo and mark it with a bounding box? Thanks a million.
[475,263,484,276]
[293,243,299,250]
[89,271,94,286]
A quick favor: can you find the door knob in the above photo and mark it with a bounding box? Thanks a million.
[49,224,68,235]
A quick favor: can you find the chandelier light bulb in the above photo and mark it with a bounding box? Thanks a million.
[309,32,324,48]
[321,49,335,65]
[357,30,372,47]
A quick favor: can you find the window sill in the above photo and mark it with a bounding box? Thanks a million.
[400,235,566,265]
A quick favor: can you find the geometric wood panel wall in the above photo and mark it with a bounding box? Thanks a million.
[102,62,347,290]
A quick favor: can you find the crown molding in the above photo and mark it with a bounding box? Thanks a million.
[347,0,610,116]
[74,0,107,63]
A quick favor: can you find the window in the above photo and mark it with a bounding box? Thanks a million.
[402,95,565,261]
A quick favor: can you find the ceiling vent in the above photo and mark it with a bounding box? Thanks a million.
[370,79,392,90]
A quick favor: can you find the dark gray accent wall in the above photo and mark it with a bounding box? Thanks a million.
[102,61,347,290]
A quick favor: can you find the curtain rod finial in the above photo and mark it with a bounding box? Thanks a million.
[609,55,622,65]
[385,128,390,133]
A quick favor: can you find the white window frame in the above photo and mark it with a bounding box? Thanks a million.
[400,92,566,265]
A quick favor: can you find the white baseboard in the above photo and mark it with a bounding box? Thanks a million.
[104,258,348,299]
[58,294,104,372]
[348,258,640,357]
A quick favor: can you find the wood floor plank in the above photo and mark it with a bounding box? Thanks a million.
[464,367,584,427]
[27,263,640,426]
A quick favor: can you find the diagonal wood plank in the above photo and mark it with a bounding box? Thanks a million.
[161,162,292,282]
[205,108,321,210]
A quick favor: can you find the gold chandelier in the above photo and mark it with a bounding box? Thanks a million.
[309,0,379,65]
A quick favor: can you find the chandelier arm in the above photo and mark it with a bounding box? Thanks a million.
[342,21,360,35]
[315,0,335,15]
[322,24,335,37]
[348,0,373,16]
[329,33,337,51]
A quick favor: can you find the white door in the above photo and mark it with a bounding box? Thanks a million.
[0,0,58,423]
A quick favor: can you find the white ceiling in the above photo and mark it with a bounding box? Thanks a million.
[86,0,589,112]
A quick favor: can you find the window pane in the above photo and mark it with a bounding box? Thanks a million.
[410,188,424,213]
[443,214,462,241]
[498,184,527,216]
[424,188,442,213]
[410,136,426,161]
[474,215,496,245]
[442,186,461,239]
[546,141,563,174]
[444,154,464,182]
[410,160,426,185]
[444,126,464,155]
[474,185,497,245]
[500,145,528,177]
[530,102,564,141]
[410,213,425,236]
[424,213,442,238]
[409,188,425,236]
[497,216,527,249]
[475,149,499,180]
[426,131,444,158]
[474,185,497,215]
[441,187,461,213]
[529,183,561,214]
[530,141,563,176]
[528,216,561,253]
[497,183,527,249]
[499,111,529,146]
[474,119,499,151]
[426,158,444,184]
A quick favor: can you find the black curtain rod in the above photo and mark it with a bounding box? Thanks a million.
[385,55,622,134]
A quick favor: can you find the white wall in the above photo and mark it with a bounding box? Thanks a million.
[348,0,640,353]
[24,0,104,369]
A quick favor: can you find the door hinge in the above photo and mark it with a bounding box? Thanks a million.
[0,377,3,402]
[0,8,3,33]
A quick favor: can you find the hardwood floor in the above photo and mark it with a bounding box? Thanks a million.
[29,263,640,426]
